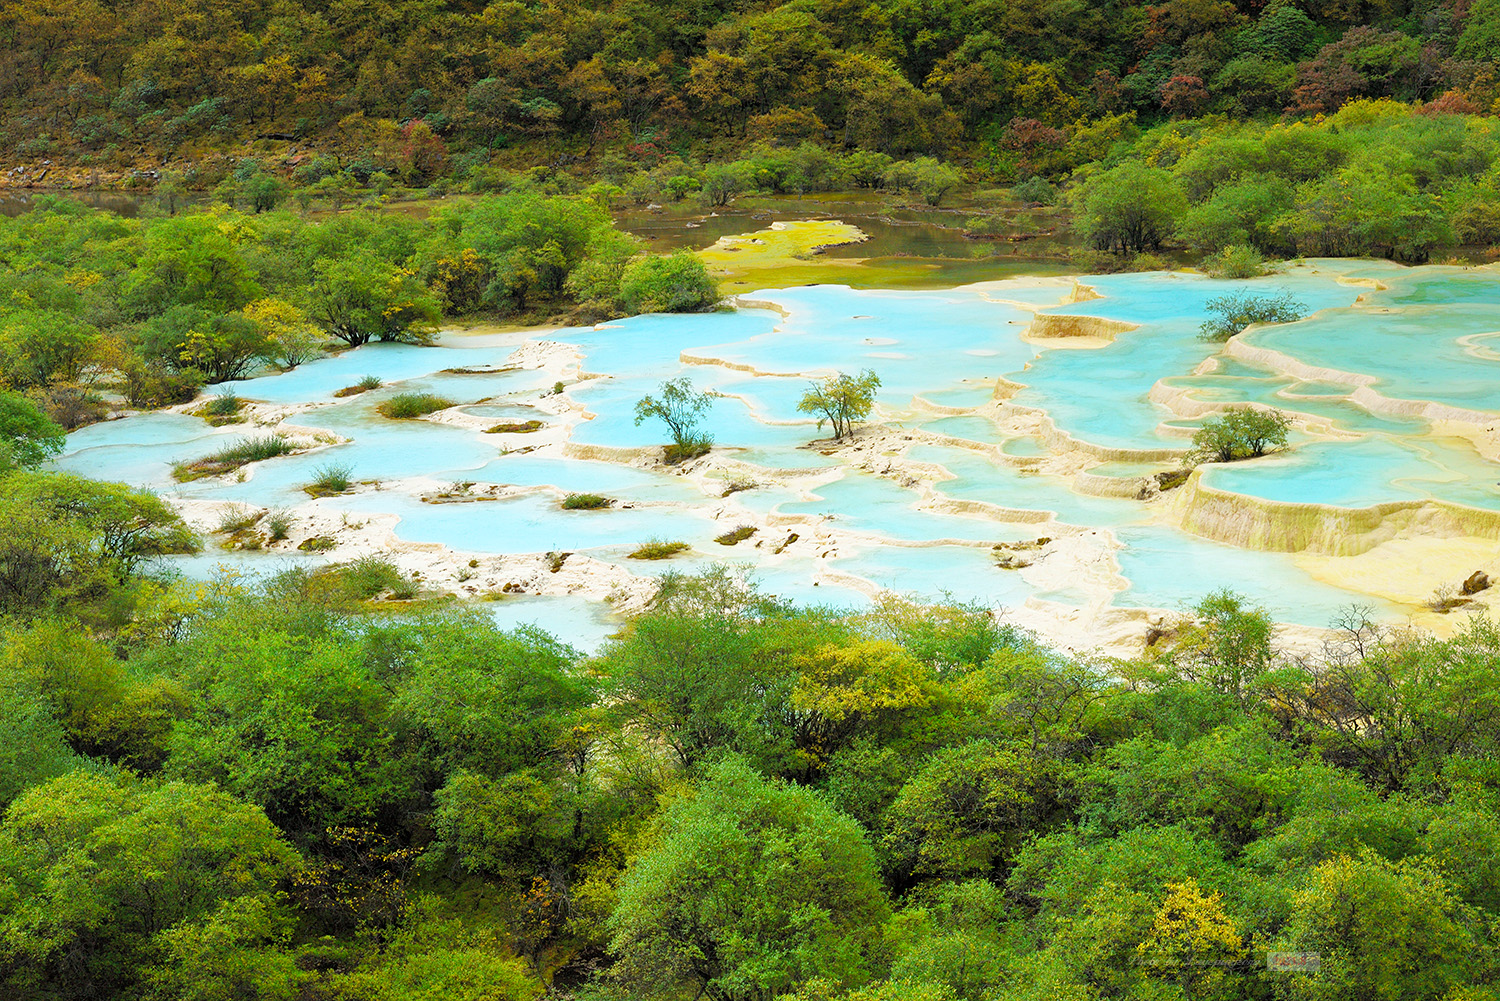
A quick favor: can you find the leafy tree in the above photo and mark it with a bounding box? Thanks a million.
[882,739,1055,886]
[634,375,716,459]
[1458,0,1500,60]
[619,251,721,314]
[701,162,755,207]
[1200,246,1270,279]
[123,215,263,317]
[881,158,962,206]
[785,639,935,778]
[1189,407,1292,463]
[798,369,881,441]
[242,297,323,368]
[0,309,98,388]
[594,567,788,770]
[0,770,301,1000]
[1007,824,1242,997]
[0,389,65,469]
[1168,589,1277,701]
[0,678,81,807]
[1078,162,1185,255]
[163,626,413,835]
[430,769,576,876]
[1134,879,1245,998]
[305,254,440,346]
[609,758,891,1001]
[389,616,588,778]
[1274,852,1481,1001]
[0,471,198,614]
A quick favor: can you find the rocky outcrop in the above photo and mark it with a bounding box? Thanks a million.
[1024,313,1139,342]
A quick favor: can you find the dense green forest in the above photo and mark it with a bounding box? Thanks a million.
[4,452,1500,1000]
[3,0,1500,171]
[0,196,720,432]
[4,0,1500,266]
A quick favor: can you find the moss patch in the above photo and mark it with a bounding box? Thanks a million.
[484,420,545,433]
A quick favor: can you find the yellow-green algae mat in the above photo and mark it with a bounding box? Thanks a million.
[696,220,871,289]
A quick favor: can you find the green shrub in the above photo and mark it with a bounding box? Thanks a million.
[714,525,756,546]
[265,508,293,541]
[305,463,353,496]
[215,504,260,534]
[297,535,337,551]
[1199,290,1306,341]
[1012,175,1057,205]
[310,556,416,600]
[203,391,241,417]
[173,434,294,481]
[377,393,453,419]
[124,361,203,409]
[664,436,713,464]
[561,493,611,510]
[1201,245,1270,279]
[0,390,66,470]
[628,538,690,560]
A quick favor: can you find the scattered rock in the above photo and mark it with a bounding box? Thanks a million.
[993,537,1051,570]
[1462,570,1491,596]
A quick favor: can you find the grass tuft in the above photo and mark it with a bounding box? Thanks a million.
[174,434,294,481]
[305,463,354,497]
[561,493,612,510]
[216,504,261,534]
[265,508,293,541]
[377,392,453,419]
[628,538,690,560]
[484,420,545,434]
[333,375,384,398]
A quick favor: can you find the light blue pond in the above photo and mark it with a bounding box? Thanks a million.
[54,263,1500,639]
[908,445,1141,527]
[1007,270,1366,449]
[219,336,521,403]
[779,471,1034,544]
[1201,435,1500,511]
[485,595,623,652]
[1114,525,1400,627]
[1244,267,1500,415]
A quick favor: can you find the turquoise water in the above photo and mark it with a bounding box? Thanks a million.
[1244,268,1500,415]
[908,445,1141,527]
[54,263,1500,635]
[778,470,1034,544]
[1114,526,1399,626]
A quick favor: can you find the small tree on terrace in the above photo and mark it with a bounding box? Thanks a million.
[634,376,716,462]
[797,369,881,440]
[1189,407,1291,463]
[1199,290,1306,341]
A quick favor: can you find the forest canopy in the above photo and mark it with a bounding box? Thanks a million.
[2,0,1498,181]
